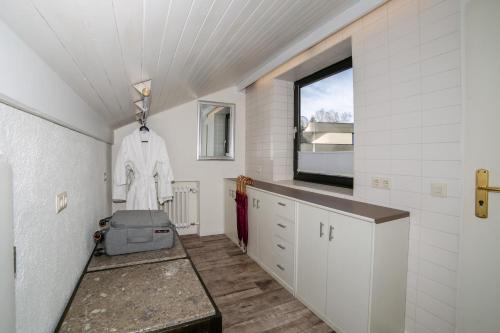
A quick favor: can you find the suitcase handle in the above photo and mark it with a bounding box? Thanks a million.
[127,236,153,243]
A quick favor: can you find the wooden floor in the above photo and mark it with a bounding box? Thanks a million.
[181,234,334,333]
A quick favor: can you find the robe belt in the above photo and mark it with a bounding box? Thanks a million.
[132,175,156,181]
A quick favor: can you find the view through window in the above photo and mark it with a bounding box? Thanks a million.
[294,57,353,187]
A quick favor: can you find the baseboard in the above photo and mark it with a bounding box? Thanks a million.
[176,224,199,235]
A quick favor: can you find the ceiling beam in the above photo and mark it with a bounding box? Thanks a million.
[236,0,386,90]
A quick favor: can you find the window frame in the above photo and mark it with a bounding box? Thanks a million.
[293,56,354,188]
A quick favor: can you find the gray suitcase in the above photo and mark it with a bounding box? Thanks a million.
[102,210,175,256]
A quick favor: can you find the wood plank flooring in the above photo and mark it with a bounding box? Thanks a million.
[181,234,334,333]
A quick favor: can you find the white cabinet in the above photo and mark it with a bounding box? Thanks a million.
[258,192,274,271]
[326,212,372,333]
[223,180,408,333]
[268,195,295,290]
[296,202,409,333]
[272,234,294,283]
[247,187,296,291]
[296,203,329,315]
[223,180,237,245]
[247,188,264,260]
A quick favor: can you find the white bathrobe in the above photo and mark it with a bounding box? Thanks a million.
[113,128,174,210]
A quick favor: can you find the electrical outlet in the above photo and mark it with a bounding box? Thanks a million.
[431,183,447,197]
[103,172,107,182]
[372,177,390,189]
[56,192,68,213]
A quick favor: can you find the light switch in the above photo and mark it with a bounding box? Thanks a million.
[381,178,391,189]
[56,192,68,213]
[371,177,381,188]
[431,183,447,197]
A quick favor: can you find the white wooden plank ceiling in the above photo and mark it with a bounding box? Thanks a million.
[0,0,359,127]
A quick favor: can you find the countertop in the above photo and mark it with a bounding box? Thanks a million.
[275,179,354,198]
[226,178,409,223]
[87,233,187,272]
[59,259,216,333]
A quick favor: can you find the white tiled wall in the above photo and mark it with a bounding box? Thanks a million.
[246,79,294,181]
[245,1,462,332]
[271,79,295,181]
[355,2,461,332]
[246,79,274,180]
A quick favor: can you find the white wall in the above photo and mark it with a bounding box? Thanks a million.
[113,87,245,236]
[0,103,111,333]
[0,19,112,143]
[246,79,294,181]
[246,1,462,332]
[354,3,462,333]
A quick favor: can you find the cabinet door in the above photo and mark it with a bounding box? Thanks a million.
[257,191,274,271]
[224,182,237,245]
[326,212,373,333]
[296,203,329,316]
[229,190,237,243]
[246,189,260,261]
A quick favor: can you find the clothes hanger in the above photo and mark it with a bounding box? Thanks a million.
[139,115,150,142]
[137,88,151,134]
[139,112,149,132]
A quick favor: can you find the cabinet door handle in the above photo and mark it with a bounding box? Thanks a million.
[320,222,324,237]
[256,200,260,209]
[277,244,285,250]
[277,223,286,229]
[278,202,286,206]
[252,198,255,208]
[276,264,285,271]
[329,225,334,241]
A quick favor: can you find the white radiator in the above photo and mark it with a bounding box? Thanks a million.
[164,181,199,232]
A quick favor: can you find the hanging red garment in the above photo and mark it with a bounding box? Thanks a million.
[235,176,253,251]
[235,191,248,249]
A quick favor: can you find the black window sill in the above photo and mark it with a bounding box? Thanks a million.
[294,172,353,189]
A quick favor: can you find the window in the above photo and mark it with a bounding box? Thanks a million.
[294,57,353,188]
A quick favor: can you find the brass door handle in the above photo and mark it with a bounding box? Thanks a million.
[476,169,500,218]
[477,186,500,192]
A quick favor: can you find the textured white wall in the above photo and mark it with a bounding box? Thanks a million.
[0,103,111,333]
[245,1,462,332]
[113,87,245,236]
